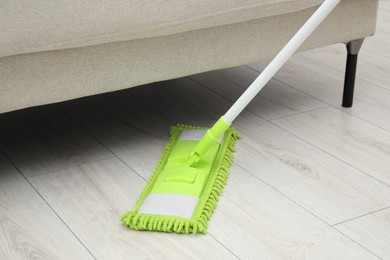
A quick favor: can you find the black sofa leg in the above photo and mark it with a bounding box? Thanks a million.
[342,38,364,108]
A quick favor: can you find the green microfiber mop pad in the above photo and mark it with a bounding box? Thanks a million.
[120,124,240,234]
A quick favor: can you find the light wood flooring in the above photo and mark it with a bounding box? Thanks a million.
[1,2,390,259]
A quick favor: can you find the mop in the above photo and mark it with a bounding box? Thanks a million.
[120,0,341,234]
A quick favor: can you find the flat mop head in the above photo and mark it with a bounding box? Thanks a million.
[120,125,240,234]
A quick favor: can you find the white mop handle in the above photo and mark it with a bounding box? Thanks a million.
[223,0,341,123]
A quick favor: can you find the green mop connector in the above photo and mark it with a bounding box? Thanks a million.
[186,116,231,167]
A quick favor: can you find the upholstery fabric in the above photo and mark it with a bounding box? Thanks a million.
[0,0,326,58]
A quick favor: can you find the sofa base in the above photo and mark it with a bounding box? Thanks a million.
[0,0,378,113]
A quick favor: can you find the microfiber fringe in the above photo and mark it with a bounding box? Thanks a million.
[120,124,241,234]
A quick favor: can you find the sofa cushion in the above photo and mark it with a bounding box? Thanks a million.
[1,0,324,58]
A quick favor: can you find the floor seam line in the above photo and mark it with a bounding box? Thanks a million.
[232,162,384,260]
[267,119,390,188]
[300,52,390,92]
[333,206,390,227]
[0,149,97,260]
[189,74,390,188]
[56,103,148,182]
[26,155,116,179]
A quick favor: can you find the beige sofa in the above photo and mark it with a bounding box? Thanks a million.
[0,0,378,114]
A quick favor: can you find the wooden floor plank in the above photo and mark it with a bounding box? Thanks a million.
[249,54,390,132]
[208,164,378,259]
[129,78,390,225]
[272,107,390,185]
[189,66,327,120]
[335,208,390,260]
[0,105,113,177]
[28,157,237,260]
[58,93,172,180]
[27,149,379,259]
[297,29,390,91]
[373,8,390,31]
[237,113,390,223]
[58,79,390,257]
[0,152,93,260]
[303,47,390,91]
